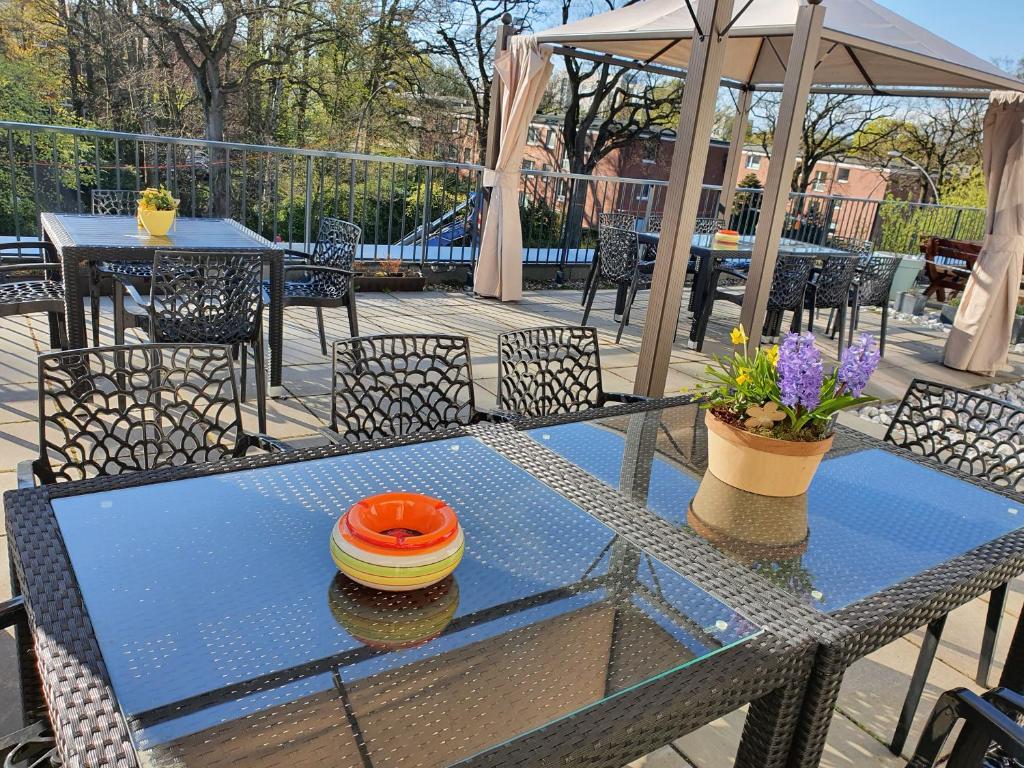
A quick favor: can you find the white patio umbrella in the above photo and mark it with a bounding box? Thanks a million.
[944,91,1024,375]
[481,0,1024,394]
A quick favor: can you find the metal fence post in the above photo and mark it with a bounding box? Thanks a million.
[304,155,314,251]
[420,165,433,265]
[951,208,964,239]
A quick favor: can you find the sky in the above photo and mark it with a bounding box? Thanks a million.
[878,0,1023,66]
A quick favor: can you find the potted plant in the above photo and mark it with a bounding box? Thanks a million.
[695,326,880,497]
[137,186,179,236]
[354,257,426,292]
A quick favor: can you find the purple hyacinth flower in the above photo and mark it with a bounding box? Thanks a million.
[777,332,824,410]
[838,333,881,396]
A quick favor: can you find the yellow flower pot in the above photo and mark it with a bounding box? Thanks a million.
[704,410,832,497]
[137,208,176,237]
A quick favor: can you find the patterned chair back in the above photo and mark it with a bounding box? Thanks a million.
[597,226,640,282]
[826,236,874,258]
[497,326,606,417]
[599,211,638,231]
[331,334,476,443]
[885,379,1024,492]
[695,217,724,234]
[854,254,902,307]
[149,251,263,344]
[766,254,816,311]
[811,255,859,309]
[91,189,138,216]
[645,215,663,233]
[309,217,361,297]
[35,344,244,483]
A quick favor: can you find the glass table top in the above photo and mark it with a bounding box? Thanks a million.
[45,213,269,250]
[527,402,1023,613]
[53,436,761,768]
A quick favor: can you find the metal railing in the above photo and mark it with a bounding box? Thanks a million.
[1,120,986,267]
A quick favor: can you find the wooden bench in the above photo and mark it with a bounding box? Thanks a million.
[920,237,981,302]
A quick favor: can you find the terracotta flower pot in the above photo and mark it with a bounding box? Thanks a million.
[704,410,832,497]
[137,208,176,237]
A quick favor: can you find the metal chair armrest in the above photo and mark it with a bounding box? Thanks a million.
[0,263,62,276]
[604,392,649,404]
[473,408,520,424]
[0,596,27,630]
[319,426,346,445]
[17,459,38,489]
[121,282,151,309]
[283,265,354,277]
[243,433,293,453]
[280,248,313,261]
[0,240,58,261]
[715,267,749,281]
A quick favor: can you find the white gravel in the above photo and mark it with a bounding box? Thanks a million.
[857,378,1024,427]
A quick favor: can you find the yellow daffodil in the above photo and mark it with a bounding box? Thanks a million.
[766,344,780,367]
[730,325,748,346]
[736,367,752,386]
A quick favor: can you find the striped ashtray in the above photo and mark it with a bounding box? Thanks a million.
[330,492,464,592]
[713,229,741,246]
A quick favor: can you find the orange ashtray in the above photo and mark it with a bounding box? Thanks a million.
[345,493,458,550]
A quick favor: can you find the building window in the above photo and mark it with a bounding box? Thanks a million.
[643,139,658,165]
[556,179,568,199]
[745,154,761,170]
[812,170,828,192]
[836,167,850,183]
[522,159,536,171]
[544,129,557,149]
[637,183,652,201]
[527,126,541,145]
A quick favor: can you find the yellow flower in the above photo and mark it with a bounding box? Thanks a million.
[736,367,752,386]
[766,345,780,367]
[730,326,748,346]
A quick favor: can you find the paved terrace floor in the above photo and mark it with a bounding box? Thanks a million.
[1,285,1022,767]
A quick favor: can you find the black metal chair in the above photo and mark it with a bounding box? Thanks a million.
[273,216,360,356]
[693,254,815,351]
[496,325,646,417]
[20,343,286,487]
[0,241,66,349]
[0,597,55,767]
[803,254,859,356]
[114,250,269,432]
[581,226,640,342]
[328,333,506,444]
[88,189,140,346]
[580,211,638,307]
[885,379,1024,755]
[908,687,1023,767]
[850,252,901,356]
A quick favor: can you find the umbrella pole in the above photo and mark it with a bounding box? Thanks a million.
[634,0,738,397]
[719,86,754,223]
[738,0,826,348]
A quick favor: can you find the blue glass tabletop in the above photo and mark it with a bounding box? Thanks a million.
[53,435,761,768]
[527,403,1023,613]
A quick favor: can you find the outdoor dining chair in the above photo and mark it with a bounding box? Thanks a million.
[496,325,646,416]
[88,188,140,346]
[113,250,269,432]
[825,242,900,356]
[272,216,360,356]
[884,378,1024,755]
[908,687,1023,767]
[802,253,859,356]
[22,343,287,487]
[0,241,66,350]
[580,211,638,307]
[693,253,815,351]
[581,226,641,342]
[328,333,509,444]
[0,596,54,766]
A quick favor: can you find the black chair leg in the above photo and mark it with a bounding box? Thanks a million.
[825,307,836,337]
[616,277,640,344]
[836,303,846,359]
[581,251,599,306]
[346,295,359,338]
[316,306,328,356]
[253,330,267,434]
[89,268,101,347]
[581,273,600,327]
[977,583,1007,686]
[879,302,889,356]
[239,342,248,402]
[891,615,947,756]
[46,312,62,350]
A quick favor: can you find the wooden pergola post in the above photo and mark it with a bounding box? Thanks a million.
[718,86,753,224]
[633,0,737,397]
[738,0,826,345]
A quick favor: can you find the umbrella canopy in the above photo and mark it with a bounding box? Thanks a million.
[536,0,1023,95]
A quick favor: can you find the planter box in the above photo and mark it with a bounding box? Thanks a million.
[895,291,927,316]
[354,272,426,292]
[939,303,959,325]
[1014,315,1024,344]
[880,252,925,302]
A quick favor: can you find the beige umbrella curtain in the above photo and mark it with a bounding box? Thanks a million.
[474,37,554,302]
[944,91,1024,376]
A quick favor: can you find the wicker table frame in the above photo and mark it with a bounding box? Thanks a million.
[511,395,1024,768]
[5,423,824,768]
[38,213,290,395]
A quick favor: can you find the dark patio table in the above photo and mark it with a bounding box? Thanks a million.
[514,397,1024,767]
[39,213,290,396]
[634,232,850,346]
[5,426,822,768]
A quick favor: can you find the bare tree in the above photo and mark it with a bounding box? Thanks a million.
[752,93,899,192]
